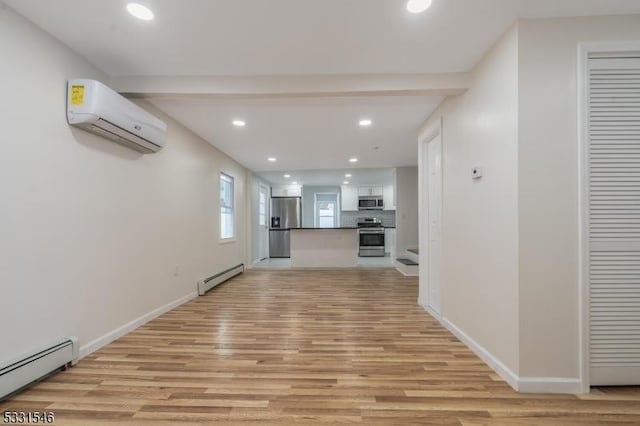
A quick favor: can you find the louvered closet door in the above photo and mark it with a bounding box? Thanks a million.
[589,53,640,386]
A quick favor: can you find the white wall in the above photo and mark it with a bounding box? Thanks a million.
[0,6,247,362]
[395,167,419,253]
[419,25,521,375]
[517,15,640,380]
[419,15,640,391]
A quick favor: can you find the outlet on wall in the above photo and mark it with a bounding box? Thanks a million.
[174,265,180,277]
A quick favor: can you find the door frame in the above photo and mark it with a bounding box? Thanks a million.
[418,117,443,314]
[258,184,270,260]
[578,41,640,393]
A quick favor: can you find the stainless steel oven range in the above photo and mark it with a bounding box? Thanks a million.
[357,217,385,257]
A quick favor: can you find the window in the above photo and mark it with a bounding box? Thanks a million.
[315,193,338,228]
[259,189,267,227]
[220,173,234,240]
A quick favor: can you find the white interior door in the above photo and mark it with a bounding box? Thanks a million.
[587,53,640,386]
[258,186,269,260]
[427,135,443,315]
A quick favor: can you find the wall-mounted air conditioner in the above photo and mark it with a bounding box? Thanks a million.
[66,79,167,153]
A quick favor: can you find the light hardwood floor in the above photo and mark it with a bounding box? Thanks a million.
[2,269,640,425]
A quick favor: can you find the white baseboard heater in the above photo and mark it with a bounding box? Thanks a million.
[198,263,244,296]
[1,337,79,401]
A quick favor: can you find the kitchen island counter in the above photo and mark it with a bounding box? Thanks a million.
[294,227,358,230]
[290,228,358,268]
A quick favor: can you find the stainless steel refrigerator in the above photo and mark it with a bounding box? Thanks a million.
[269,197,301,258]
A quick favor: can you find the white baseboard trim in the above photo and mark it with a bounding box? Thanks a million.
[420,301,441,321]
[418,301,584,394]
[518,377,583,394]
[439,315,520,391]
[419,301,519,390]
[79,291,197,359]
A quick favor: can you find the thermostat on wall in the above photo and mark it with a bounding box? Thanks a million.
[472,167,483,179]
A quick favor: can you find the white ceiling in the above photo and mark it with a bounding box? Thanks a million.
[149,95,443,171]
[6,0,640,172]
[257,168,396,187]
[7,0,640,76]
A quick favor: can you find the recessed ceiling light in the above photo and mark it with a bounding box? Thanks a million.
[349,157,358,163]
[283,174,291,178]
[406,0,432,14]
[359,119,373,127]
[268,157,277,162]
[126,3,154,20]
[345,174,352,178]
[232,119,246,127]
[292,181,298,185]
[343,181,350,185]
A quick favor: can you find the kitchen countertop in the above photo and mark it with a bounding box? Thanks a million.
[355,226,396,229]
[292,227,358,230]
[270,228,357,231]
[270,227,395,230]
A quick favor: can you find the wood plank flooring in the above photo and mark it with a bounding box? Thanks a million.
[2,269,640,425]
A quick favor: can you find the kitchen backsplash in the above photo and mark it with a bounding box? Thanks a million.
[341,210,396,227]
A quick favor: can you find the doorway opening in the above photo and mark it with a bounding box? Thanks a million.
[314,193,339,228]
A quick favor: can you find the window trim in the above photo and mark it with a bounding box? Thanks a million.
[219,172,236,242]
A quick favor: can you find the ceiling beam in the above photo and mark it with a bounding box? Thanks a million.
[111,73,470,99]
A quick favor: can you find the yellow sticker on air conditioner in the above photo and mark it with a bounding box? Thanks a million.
[71,85,85,105]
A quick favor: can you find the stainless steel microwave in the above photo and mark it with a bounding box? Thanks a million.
[358,196,384,210]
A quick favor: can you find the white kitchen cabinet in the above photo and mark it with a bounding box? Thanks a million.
[341,185,358,211]
[385,228,396,258]
[383,184,395,210]
[272,184,302,197]
[358,185,383,197]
